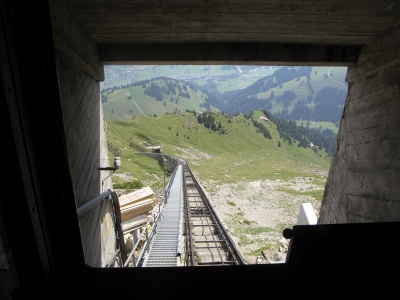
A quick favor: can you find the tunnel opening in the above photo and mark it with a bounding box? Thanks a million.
[99,64,349,267]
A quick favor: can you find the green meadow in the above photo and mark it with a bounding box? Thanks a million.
[105,111,331,191]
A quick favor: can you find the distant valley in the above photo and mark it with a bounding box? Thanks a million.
[101,65,347,131]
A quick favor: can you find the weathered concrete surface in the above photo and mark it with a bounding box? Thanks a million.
[49,0,104,81]
[54,35,115,267]
[65,0,400,46]
[319,24,400,224]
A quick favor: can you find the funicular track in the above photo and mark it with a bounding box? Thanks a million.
[183,163,246,266]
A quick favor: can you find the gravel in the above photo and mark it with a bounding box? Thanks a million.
[202,177,324,264]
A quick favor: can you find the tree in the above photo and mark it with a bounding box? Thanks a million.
[278,141,281,147]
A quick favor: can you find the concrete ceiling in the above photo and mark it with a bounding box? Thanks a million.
[62,1,400,66]
[66,0,399,46]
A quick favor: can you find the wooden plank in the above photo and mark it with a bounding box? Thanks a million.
[119,186,155,207]
[121,199,154,211]
[121,214,148,231]
[121,201,154,222]
[120,199,154,212]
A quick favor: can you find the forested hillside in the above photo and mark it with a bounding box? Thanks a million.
[101,77,223,120]
[222,66,347,127]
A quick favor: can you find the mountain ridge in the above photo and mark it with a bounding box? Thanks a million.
[102,65,347,129]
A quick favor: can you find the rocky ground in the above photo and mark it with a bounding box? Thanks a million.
[201,175,326,264]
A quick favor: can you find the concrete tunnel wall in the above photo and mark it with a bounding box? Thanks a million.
[319,24,400,223]
[49,0,117,267]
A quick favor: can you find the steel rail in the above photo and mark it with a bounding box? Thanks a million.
[183,162,195,266]
[192,198,225,265]
[182,164,246,266]
[185,164,246,265]
[183,165,225,265]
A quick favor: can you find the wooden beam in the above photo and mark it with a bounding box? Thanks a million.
[99,43,360,66]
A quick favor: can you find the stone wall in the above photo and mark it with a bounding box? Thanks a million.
[319,24,400,223]
[50,0,116,267]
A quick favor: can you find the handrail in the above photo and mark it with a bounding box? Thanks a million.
[77,189,113,216]
[105,249,121,267]
[77,189,127,266]
[164,157,180,202]
[123,203,165,267]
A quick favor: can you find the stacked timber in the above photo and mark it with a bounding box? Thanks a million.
[119,186,156,232]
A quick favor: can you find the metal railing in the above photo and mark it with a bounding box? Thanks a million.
[78,156,182,268]
[123,156,181,267]
[77,189,127,266]
[123,203,165,267]
[77,189,113,216]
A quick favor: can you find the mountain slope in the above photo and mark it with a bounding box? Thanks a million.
[102,77,223,120]
[105,110,331,191]
[223,66,347,127]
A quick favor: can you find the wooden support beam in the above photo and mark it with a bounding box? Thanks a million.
[99,43,360,66]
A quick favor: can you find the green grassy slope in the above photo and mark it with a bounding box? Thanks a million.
[105,111,331,191]
[102,78,220,120]
[251,66,347,111]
